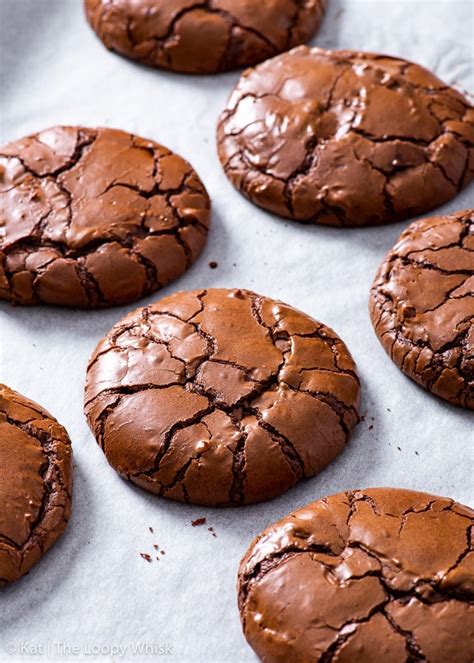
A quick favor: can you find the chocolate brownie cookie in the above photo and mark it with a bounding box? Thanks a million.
[217,47,474,226]
[84,288,360,505]
[370,210,473,409]
[0,126,210,308]
[84,0,326,74]
[0,385,73,585]
[239,488,474,663]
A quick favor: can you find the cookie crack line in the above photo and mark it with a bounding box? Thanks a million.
[158,5,280,73]
[3,223,199,266]
[388,253,473,278]
[87,342,307,497]
[85,350,310,498]
[86,300,355,434]
[239,538,474,612]
[1,129,96,181]
[318,597,428,663]
[239,489,474,598]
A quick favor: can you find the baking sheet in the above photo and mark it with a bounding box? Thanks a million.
[0,0,473,661]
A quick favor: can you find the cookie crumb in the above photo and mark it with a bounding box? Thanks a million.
[209,261,218,269]
[153,544,159,550]
[140,553,152,563]
[192,517,206,527]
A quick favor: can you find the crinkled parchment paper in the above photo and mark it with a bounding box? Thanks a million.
[1,1,473,661]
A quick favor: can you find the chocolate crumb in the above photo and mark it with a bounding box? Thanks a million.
[368,425,374,430]
[149,526,154,534]
[397,446,401,451]
[192,518,206,527]
[209,261,218,269]
[140,553,152,563]
[208,527,217,538]
[153,544,159,550]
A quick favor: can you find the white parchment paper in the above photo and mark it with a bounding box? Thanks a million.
[1,1,473,661]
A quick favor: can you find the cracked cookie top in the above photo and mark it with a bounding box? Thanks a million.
[0,385,73,585]
[238,487,474,663]
[84,0,326,74]
[0,126,210,308]
[370,210,473,409]
[84,288,360,506]
[217,47,474,226]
